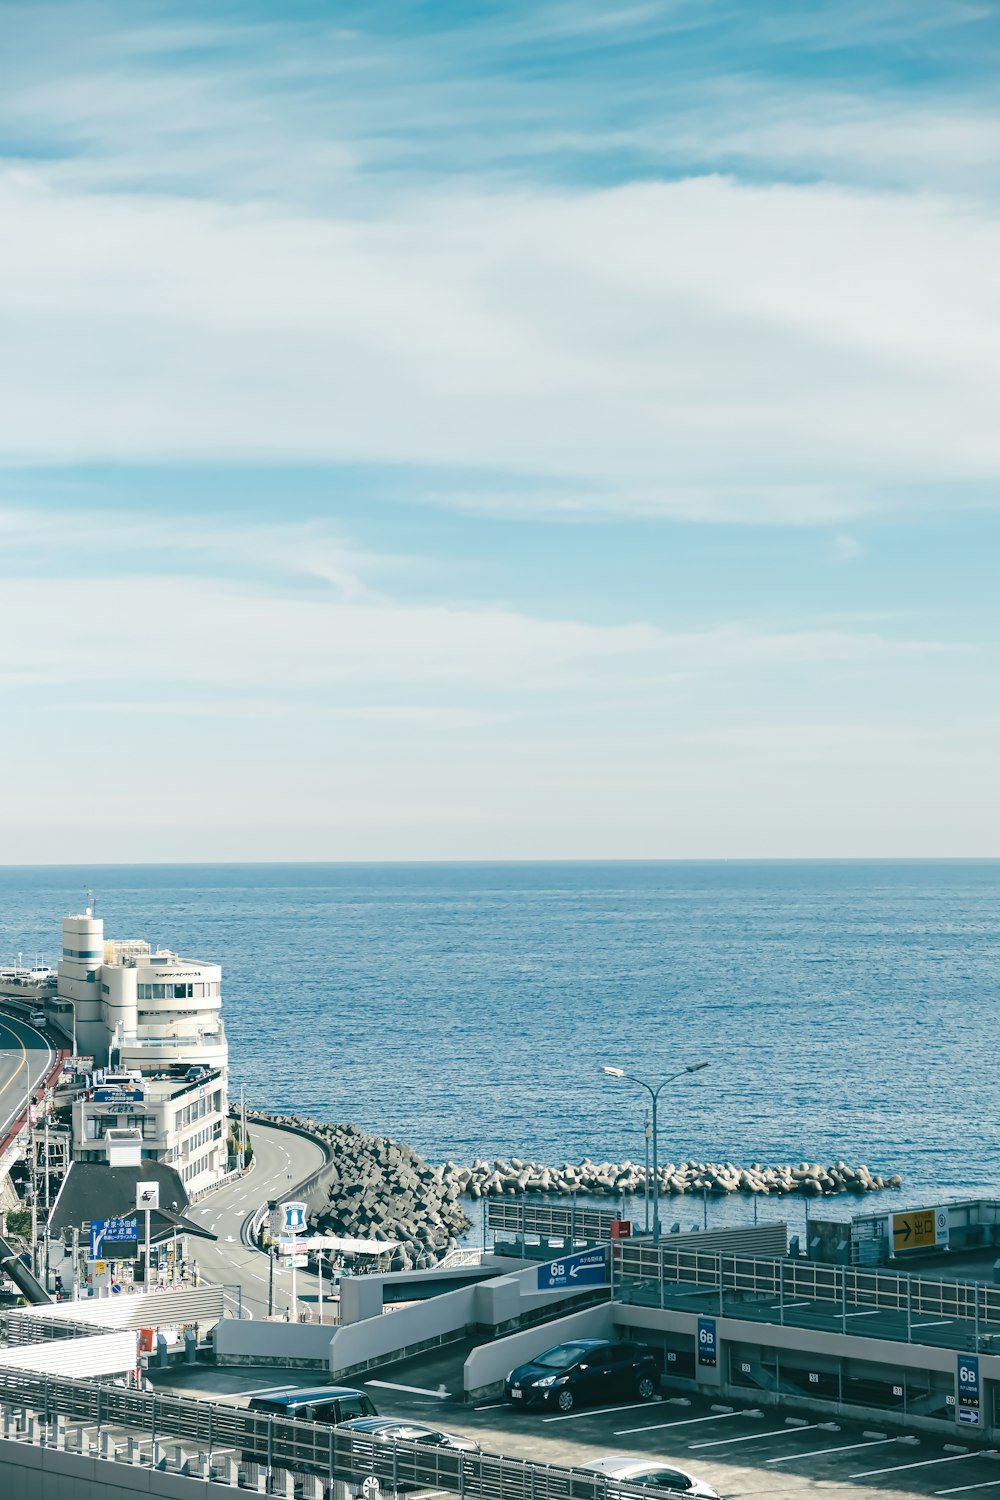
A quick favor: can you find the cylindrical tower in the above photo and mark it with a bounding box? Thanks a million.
[57,910,105,1058]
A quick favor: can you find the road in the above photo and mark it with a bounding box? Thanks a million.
[0,1009,56,1147]
[186,1118,332,1322]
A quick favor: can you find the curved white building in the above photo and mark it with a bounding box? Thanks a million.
[57,911,230,1192]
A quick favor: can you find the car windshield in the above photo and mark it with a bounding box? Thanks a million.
[536,1343,597,1370]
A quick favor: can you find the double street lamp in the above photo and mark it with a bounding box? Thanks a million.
[600,1061,709,1244]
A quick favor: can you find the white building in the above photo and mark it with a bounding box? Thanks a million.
[56,911,230,1193]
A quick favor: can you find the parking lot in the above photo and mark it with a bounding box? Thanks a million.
[157,1347,1000,1500]
[619,1276,997,1355]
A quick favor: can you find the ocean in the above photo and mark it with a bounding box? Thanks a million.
[2,861,998,1235]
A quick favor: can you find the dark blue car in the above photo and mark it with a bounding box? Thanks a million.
[504,1338,659,1413]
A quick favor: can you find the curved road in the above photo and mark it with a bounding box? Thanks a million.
[186,1119,331,1321]
[0,1010,56,1148]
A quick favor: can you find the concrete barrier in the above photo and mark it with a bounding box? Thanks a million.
[213,1318,336,1368]
[464,1303,615,1399]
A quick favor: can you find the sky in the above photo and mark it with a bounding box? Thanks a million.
[1,0,999,861]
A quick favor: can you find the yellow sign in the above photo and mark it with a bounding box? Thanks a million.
[95,1261,106,1275]
[892,1210,937,1252]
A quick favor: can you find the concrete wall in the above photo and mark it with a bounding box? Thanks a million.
[329,1284,480,1377]
[0,1436,233,1500]
[213,1317,336,1368]
[464,1303,615,1399]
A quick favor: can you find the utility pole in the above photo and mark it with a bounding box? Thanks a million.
[268,1242,274,1317]
[240,1086,247,1172]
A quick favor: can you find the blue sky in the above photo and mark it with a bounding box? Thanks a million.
[1,0,998,859]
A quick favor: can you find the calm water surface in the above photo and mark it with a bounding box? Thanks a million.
[1,862,997,1227]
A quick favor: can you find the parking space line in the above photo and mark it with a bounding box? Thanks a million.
[852,1453,986,1479]
[366,1380,448,1398]
[936,1481,1000,1495]
[913,1319,955,1329]
[616,1411,759,1436]
[690,1422,830,1450]
[542,1400,663,1424]
[768,1438,898,1464]
[474,1403,506,1411]
[844,1308,883,1317]
[768,1301,812,1309]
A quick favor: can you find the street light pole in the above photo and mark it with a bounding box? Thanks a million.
[601,1061,710,1245]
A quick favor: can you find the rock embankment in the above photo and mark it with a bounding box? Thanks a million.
[249,1110,470,1270]
[250,1109,901,1271]
[437,1157,902,1198]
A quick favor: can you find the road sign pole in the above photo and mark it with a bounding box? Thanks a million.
[651,1089,660,1245]
[907,1278,912,1341]
[291,1252,297,1319]
[841,1268,847,1334]
[975,1285,981,1351]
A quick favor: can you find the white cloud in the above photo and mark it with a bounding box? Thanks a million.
[0,169,998,523]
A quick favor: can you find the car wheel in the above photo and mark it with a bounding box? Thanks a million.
[636,1375,656,1400]
[556,1388,575,1413]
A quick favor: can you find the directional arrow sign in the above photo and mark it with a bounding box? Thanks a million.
[89,1217,139,1259]
[891,1209,940,1253]
[537,1246,608,1290]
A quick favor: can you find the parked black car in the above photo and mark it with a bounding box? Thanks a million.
[246,1386,377,1424]
[504,1338,659,1413]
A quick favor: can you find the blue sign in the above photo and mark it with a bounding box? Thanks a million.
[537,1246,608,1290]
[697,1316,718,1368]
[957,1355,980,1426]
[90,1216,139,1259]
[282,1201,307,1234]
[93,1087,145,1104]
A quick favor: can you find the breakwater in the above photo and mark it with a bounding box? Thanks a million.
[440,1156,903,1199]
[251,1111,472,1270]
[253,1109,901,1270]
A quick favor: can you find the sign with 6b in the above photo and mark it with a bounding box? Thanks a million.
[957,1355,980,1426]
[697,1316,717,1368]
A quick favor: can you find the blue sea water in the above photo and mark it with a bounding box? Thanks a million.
[1,862,998,1230]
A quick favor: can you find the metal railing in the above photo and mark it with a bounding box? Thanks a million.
[0,1368,689,1500]
[488,1199,625,1243]
[614,1242,1000,1348]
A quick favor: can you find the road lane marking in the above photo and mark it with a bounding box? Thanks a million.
[690,1422,830,1449]
[366,1380,449,1399]
[937,1482,1000,1495]
[616,1410,760,1435]
[0,1023,29,1125]
[542,1400,663,1424]
[852,1454,988,1479]
[768,1438,899,1463]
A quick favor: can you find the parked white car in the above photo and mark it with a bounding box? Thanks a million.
[580,1455,720,1499]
